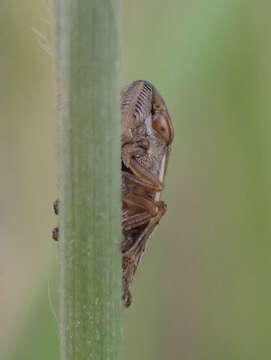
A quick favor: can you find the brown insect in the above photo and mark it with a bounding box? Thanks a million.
[121,80,173,306]
[53,80,174,308]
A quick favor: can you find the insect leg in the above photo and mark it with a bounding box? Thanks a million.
[123,192,161,217]
[52,198,59,241]
[122,211,152,232]
[123,200,167,256]
[122,171,161,192]
[129,159,163,192]
[53,198,59,215]
[122,143,163,192]
[52,227,59,241]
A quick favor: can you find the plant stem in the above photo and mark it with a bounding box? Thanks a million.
[53,1,122,359]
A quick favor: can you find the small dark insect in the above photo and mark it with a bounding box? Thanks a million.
[53,80,174,308]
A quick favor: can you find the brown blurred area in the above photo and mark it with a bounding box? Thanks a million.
[2,1,271,359]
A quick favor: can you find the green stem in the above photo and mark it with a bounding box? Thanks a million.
[53,1,122,359]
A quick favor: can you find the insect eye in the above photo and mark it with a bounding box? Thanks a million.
[152,114,174,144]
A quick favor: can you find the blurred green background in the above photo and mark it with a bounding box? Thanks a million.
[2,0,271,359]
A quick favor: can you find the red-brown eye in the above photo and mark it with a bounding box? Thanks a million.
[152,114,174,144]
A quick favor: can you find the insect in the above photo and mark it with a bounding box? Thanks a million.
[121,80,173,306]
[53,80,174,307]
